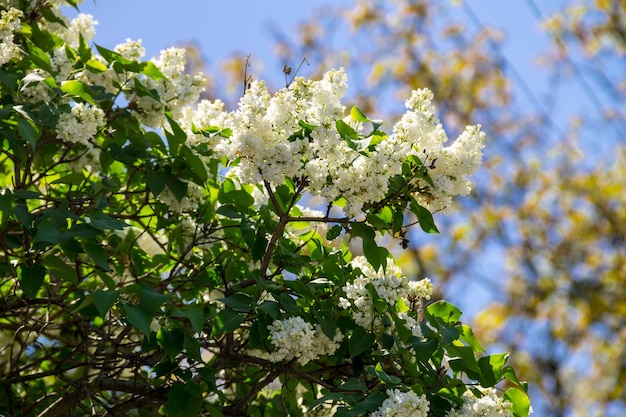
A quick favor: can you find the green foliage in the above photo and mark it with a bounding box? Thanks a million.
[0,3,530,417]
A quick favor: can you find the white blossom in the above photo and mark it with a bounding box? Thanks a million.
[60,13,98,48]
[339,256,432,330]
[267,316,343,366]
[0,7,23,65]
[211,68,483,218]
[129,47,206,127]
[55,102,105,145]
[392,89,485,212]
[446,388,514,417]
[114,38,145,61]
[370,389,430,417]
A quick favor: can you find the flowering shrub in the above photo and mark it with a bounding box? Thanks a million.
[0,1,531,416]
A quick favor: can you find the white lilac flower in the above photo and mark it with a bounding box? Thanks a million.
[178,99,230,147]
[60,14,98,48]
[50,47,73,82]
[370,389,430,417]
[55,102,105,145]
[446,388,514,417]
[339,256,432,331]
[267,316,343,366]
[0,7,23,65]
[392,89,485,212]
[129,47,206,127]
[114,38,146,61]
[211,68,483,218]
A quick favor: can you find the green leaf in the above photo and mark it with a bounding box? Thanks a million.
[350,222,387,271]
[142,61,167,80]
[76,33,92,62]
[339,378,367,392]
[336,119,359,150]
[252,232,268,263]
[258,300,281,319]
[166,177,188,203]
[213,309,244,335]
[502,365,525,388]
[93,289,119,316]
[326,224,342,240]
[219,189,254,212]
[219,293,255,312]
[278,292,299,314]
[372,363,401,385]
[349,326,375,358]
[61,80,95,105]
[459,324,485,353]
[445,344,482,376]
[88,213,129,231]
[478,352,509,387]
[18,264,46,298]
[165,114,187,155]
[26,40,52,73]
[146,164,168,197]
[13,189,42,200]
[410,198,439,233]
[84,242,111,271]
[34,218,63,245]
[122,303,153,334]
[351,106,369,123]
[43,255,78,284]
[353,391,387,414]
[410,337,438,360]
[140,288,172,315]
[172,306,205,334]
[505,387,532,417]
[18,118,39,149]
[181,145,207,182]
[85,58,108,73]
[392,211,404,235]
[168,383,203,417]
[50,172,86,185]
[426,300,462,325]
[157,327,185,359]
[363,241,389,273]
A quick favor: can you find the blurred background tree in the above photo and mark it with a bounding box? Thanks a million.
[221,0,623,416]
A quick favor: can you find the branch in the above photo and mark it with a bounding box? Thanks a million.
[36,378,167,417]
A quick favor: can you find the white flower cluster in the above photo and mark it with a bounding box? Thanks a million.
[115,38,146,61]
[446,388,514,417]
[129,47,205,127]
[267,316,343,366]
[338,256,433,330]
[393,89,485,212]
[0,7,22,65]
[210,69,409,218]
[370,389,430,417]
[191,69,484,217]
[55,102,105,171]
[55,102,105,144]
[60,13,98,48]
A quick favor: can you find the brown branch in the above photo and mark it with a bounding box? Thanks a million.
[36,378,167,417]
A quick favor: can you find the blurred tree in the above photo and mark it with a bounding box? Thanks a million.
[271,0,625,416]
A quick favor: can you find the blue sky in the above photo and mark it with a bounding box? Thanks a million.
[66,1,557,104]
[67,1,621,152]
